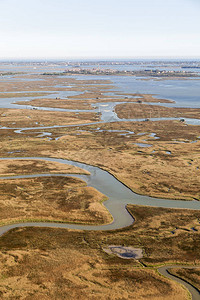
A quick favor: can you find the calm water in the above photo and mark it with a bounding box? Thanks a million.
[1,157,200,232]
[69,74,200,108]
[1,61,200,109]
[0,63,199,298]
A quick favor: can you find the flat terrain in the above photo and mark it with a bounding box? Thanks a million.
[0,75,112,93]
[0,108,99,128]
[1,116,200,201]
[16,92,174,109]
[0,74,196,200]
[1,205,199,299]
[38,120,200,200]
[0,72,200,298]
[115,102,200,119]
[126,205,200,265]
[0,159,90,176]
[0,177,110,225]
[17,98,94,110]
[0,159,111,225]
[168,268,200,291]
[1,75,199,201]
[56,68,197,78]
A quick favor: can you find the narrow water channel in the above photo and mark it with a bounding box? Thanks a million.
[1,75,200,298]
[1,157,200,298]
[1,156,200,235]
[158,266,200,300]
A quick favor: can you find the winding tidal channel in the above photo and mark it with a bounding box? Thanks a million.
[0,157,200,299]
[2,156,200,234]
[1,76,200,299]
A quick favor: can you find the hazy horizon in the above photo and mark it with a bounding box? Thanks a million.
[1,57,200,63]
[0,0,199,59]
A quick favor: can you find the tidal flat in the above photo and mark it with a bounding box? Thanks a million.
[0,205,200,299]
[0,65,200,299]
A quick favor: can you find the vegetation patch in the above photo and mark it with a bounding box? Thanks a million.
[168,267,200,292]
[0,205,199,298]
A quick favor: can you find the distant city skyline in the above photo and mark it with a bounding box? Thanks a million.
[0,0,199,59]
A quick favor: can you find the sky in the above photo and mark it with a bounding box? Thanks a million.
[0,0,200,59]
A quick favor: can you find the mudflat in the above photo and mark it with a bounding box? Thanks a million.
[0,71,200,298]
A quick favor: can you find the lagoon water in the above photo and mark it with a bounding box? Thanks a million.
[1,61,200,109]
[1,62,200,298]
[71,74,200,108]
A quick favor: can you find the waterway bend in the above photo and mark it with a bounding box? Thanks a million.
[158,265,200,300]
[1,157,200,235]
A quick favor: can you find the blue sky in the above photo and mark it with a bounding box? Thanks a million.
[0,0,199,59]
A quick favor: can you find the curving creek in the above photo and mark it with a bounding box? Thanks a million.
[0,157,200,299]
[1,80,200,298]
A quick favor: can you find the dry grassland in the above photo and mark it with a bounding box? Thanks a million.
[115,102,200,119]
[17,98,94,110]
[37,120,200,200]
[168,268,200,291]
[15,94,172,111]
[0,108,99,128]
[0,75,112,93]
[0,119,199,200]
[14,92,173,113]
[0,159,90,176]
[0,177,110,225]
[116,93,174,103]
[66,90,173,103]
[0,205,199,299]
[0,92,51,98]
[126,205,200,265]
[0,159,111,225]
[0,73,199,299]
